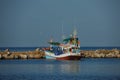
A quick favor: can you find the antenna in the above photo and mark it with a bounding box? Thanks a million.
[73,26,77,36]
[73,18,77,36]
[61,23,65,39]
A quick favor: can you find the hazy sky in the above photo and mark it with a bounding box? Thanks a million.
[0,0,120,47]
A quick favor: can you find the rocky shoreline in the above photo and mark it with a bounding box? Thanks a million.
[81,49,120,58]
[0,48,120,59]
[0,48,45,59]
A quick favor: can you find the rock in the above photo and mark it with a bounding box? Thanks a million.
[35,48,40,52]
[19,54,27,59]
[4,49,9,52]
[2,54,8,59]
[28,54,34,59]
[14,55,19,59]
[117,54,120,58]
[106,52,114,58]
[114,50,119,54]
[33,54,41,59]
[0,54,1,59]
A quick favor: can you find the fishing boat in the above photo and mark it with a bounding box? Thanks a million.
[44,29,81,60]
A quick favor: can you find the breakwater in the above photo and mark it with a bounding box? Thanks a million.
[0,48,45,59]
[81,49,120,58]
[0,48,120,59]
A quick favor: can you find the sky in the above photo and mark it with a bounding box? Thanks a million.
[0,0,120,47]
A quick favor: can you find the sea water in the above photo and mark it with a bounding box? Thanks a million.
[0,58,120,80]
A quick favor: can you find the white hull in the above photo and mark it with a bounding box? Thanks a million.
[45,51,81,60]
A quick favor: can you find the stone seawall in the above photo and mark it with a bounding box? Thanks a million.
[81,49,120,58]
[0,48,45,59]
[0,48,120,59]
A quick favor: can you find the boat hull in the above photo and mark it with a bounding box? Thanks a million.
[56,55,81,60]
[45,51,81,60]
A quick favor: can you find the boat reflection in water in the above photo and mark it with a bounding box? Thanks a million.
[44,61,80,75]
[59,61,80,74]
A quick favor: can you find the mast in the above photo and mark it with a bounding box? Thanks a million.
[62,23,65,40]
[73,27,80,48]
[49,37,53,49]
[73,27,77,38]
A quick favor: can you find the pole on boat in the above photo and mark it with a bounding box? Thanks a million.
[61,23,65,40]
